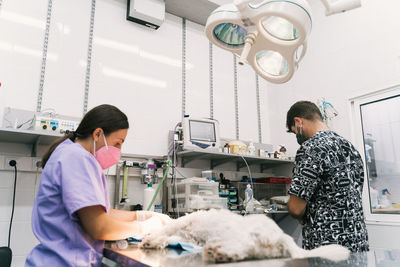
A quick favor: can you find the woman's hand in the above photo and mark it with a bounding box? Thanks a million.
[136,211,155,221]
[136,211,172,225]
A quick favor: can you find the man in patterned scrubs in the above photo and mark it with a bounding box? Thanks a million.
[286,101,369,252]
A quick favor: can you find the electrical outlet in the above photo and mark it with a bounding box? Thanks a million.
[32,158,42,170]
[4,156,19,170]
[2,156,34,171]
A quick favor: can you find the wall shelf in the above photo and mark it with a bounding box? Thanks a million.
[0,127,62,156]
[176,150,294,171]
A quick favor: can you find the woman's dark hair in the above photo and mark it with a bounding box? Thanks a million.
[41,104,129,168]
[286,101,323,132]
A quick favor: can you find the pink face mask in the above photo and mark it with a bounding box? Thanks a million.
[94,133,121,170]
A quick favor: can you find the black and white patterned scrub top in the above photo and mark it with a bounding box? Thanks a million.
[288,131,369,252]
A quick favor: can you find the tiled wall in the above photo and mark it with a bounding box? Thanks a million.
[0,170,40,266]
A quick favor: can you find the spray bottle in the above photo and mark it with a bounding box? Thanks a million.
[245,184,254,212]
[380,189,392,209]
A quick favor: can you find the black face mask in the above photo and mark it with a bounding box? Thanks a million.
[296,134,308,145]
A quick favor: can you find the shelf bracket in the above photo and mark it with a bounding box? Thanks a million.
[181,154,204,167]
[261,163,274,173]
[211,158,234,169]
[31,136,41,157]
[237,161,256,170]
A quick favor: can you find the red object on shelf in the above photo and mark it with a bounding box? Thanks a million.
[256,177,292,184]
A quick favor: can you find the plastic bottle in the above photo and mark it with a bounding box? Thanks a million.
[245,184,254,212]
[370,187,378,210]
[224,143,230,154]
[380,189,392,209]
[143,183,155,211]
[248,142,256,156]
[279,145,287,159]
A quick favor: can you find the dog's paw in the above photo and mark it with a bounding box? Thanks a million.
[203,244,239,263]
[139,234,168,249]
[203,244,220,262]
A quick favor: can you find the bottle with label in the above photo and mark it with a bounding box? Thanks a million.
[143,183,155,211]
[223,143,230,153]
[279,145,287,159]
[245,184,254,212]
[248,142,256,156]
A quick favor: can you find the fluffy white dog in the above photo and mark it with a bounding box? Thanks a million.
[139,209,350,263]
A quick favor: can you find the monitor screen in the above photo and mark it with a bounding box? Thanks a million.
[189,120,216,142]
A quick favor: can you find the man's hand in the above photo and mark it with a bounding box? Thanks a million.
[288,194,307,221]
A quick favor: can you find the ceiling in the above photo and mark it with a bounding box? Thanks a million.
[165,0,219,25]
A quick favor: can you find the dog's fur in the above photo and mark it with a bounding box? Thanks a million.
[139,209,350,263]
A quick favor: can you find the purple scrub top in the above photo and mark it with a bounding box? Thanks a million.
[25,138,110,267]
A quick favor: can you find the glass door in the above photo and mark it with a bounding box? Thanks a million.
[360,95,400,214]
[350,85,400,222]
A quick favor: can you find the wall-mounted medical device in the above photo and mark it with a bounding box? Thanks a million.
[124,158,163,184]
[2,107,80,134]
[127,0,165,30]
[205,0,361,84]
[181,116,221,152]
[33,115,80,134]
[115,159,166,208]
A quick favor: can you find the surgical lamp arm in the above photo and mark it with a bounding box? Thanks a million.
[320,0,361,16]
[234,0,361,16]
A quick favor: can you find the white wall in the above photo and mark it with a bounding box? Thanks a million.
[264,0,400,250]
[265,0,400,154]
[0,0,48,119]
[0,0,271,266]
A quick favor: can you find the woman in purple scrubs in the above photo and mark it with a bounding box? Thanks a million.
[25,104,163,267]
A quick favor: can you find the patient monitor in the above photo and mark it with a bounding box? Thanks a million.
[182,116,221,152]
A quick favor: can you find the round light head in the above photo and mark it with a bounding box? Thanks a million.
[255,50,289,77]
[213,23,248,48]
[261,16,299,41]
[205,0,313,84]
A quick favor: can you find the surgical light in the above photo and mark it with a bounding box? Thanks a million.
[213,23,248,47]
[205,0,361,84]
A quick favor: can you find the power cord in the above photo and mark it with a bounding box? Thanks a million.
[240,155,254,189]
[240,155,255,215]
[8,160,17,248]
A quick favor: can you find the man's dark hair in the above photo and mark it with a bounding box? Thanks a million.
[286,101,323,132]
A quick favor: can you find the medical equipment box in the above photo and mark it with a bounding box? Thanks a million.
[168,177,227,212]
